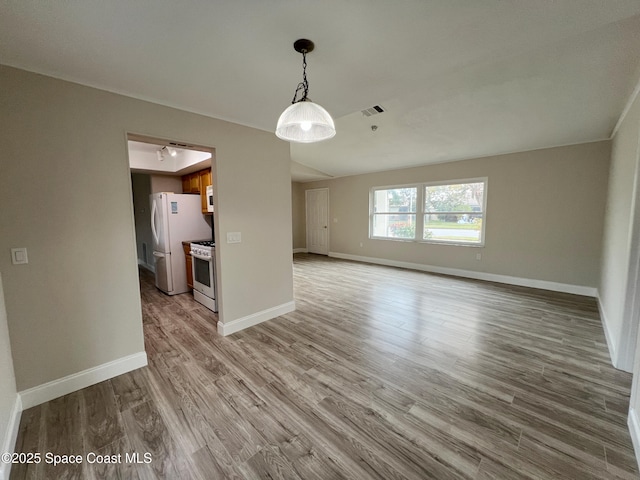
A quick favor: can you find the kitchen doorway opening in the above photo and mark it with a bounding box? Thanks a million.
[126,133,215,271]
[125,133,219,316]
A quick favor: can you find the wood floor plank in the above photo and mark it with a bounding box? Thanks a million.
[318,394,475,479]
[86,436,141,480]
[9,406,43,480]
[515,434,608,480]
[190,445,244,480]
[213,373,300,446]
[274,431,351,480]
[139,356,208,456]
[9,255,640,479]
[511,392,632,450]
[120,400,186,480]
[110,368,151,413]
[240,444,304,480]
[81,380,125,452]
[258,380,399,480]
[41,393,85,480]
[605,445,640,480]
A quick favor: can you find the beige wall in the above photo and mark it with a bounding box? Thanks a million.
[291,182,307,250]
[0,65,293,391]
[600,92,640,371]
[150,174,182,194]
[299,141,611,288]
[0,273,18,478]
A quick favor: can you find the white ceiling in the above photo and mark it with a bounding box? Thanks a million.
[2,1,640,181]
[128,140,211,176]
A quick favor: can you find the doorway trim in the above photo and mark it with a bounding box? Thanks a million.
[615,114,640,373]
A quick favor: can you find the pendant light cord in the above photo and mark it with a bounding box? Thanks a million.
[291,51,309,104]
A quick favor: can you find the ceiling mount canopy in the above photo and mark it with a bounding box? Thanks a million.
[275,39,336,144]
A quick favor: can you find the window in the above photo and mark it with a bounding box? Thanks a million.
[370,178,487,245]
[423,180,485,244]
[371,186,417,240]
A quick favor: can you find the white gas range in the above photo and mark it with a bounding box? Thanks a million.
[190,240,217,312]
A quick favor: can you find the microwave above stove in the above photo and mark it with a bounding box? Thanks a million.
[206,185,214,213]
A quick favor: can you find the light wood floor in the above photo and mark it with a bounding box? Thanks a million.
[10,253,640,479]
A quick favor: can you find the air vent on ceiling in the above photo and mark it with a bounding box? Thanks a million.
[361,105,385,117]
[169,141,192,148]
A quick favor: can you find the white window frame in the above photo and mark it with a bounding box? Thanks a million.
[421,177,488,246]
[369,184,419,242]
[369,177,488,246]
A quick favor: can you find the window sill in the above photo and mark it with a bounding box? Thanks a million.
[370,236,484,247]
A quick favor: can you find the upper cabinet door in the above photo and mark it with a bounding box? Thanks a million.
[199,169,213,214]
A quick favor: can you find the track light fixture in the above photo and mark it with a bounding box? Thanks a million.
[157,145,178,161]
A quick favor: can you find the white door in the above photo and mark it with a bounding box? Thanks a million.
[306,188,329,255]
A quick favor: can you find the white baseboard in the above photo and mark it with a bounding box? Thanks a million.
[137,259,155,273]
[19,352,148,410]
[328,252,598,297]
[0,395,22,480]
[293,248,308,254]
[218,301,296,336]
[596,292,625,371]
[629,408,640,472]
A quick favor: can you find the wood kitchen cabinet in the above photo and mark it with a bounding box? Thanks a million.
[181,168,213,214]
[190,173,201,193]
[181,171,202,194]
[181,175,191,194]
[199,169,212,214]
[182,242,193,289]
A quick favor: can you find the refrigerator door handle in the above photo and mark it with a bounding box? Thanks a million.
[151,200,159,245]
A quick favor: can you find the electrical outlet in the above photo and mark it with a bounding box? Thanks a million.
[476,253,482,261]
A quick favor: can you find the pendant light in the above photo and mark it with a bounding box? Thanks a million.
[275,39,336,143]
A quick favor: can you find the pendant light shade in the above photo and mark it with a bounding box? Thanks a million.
[275,39,336,143]
[276,99,336,143]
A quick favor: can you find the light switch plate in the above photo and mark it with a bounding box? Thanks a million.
[227,232,242,244]
[11,247,28,265]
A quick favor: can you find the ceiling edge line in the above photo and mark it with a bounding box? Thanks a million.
[611,74,640,140]
[303,138,613,184]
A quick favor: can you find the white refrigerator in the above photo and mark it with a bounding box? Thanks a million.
[150,192,212,295]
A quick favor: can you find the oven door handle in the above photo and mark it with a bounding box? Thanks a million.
[190,252,213,262]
